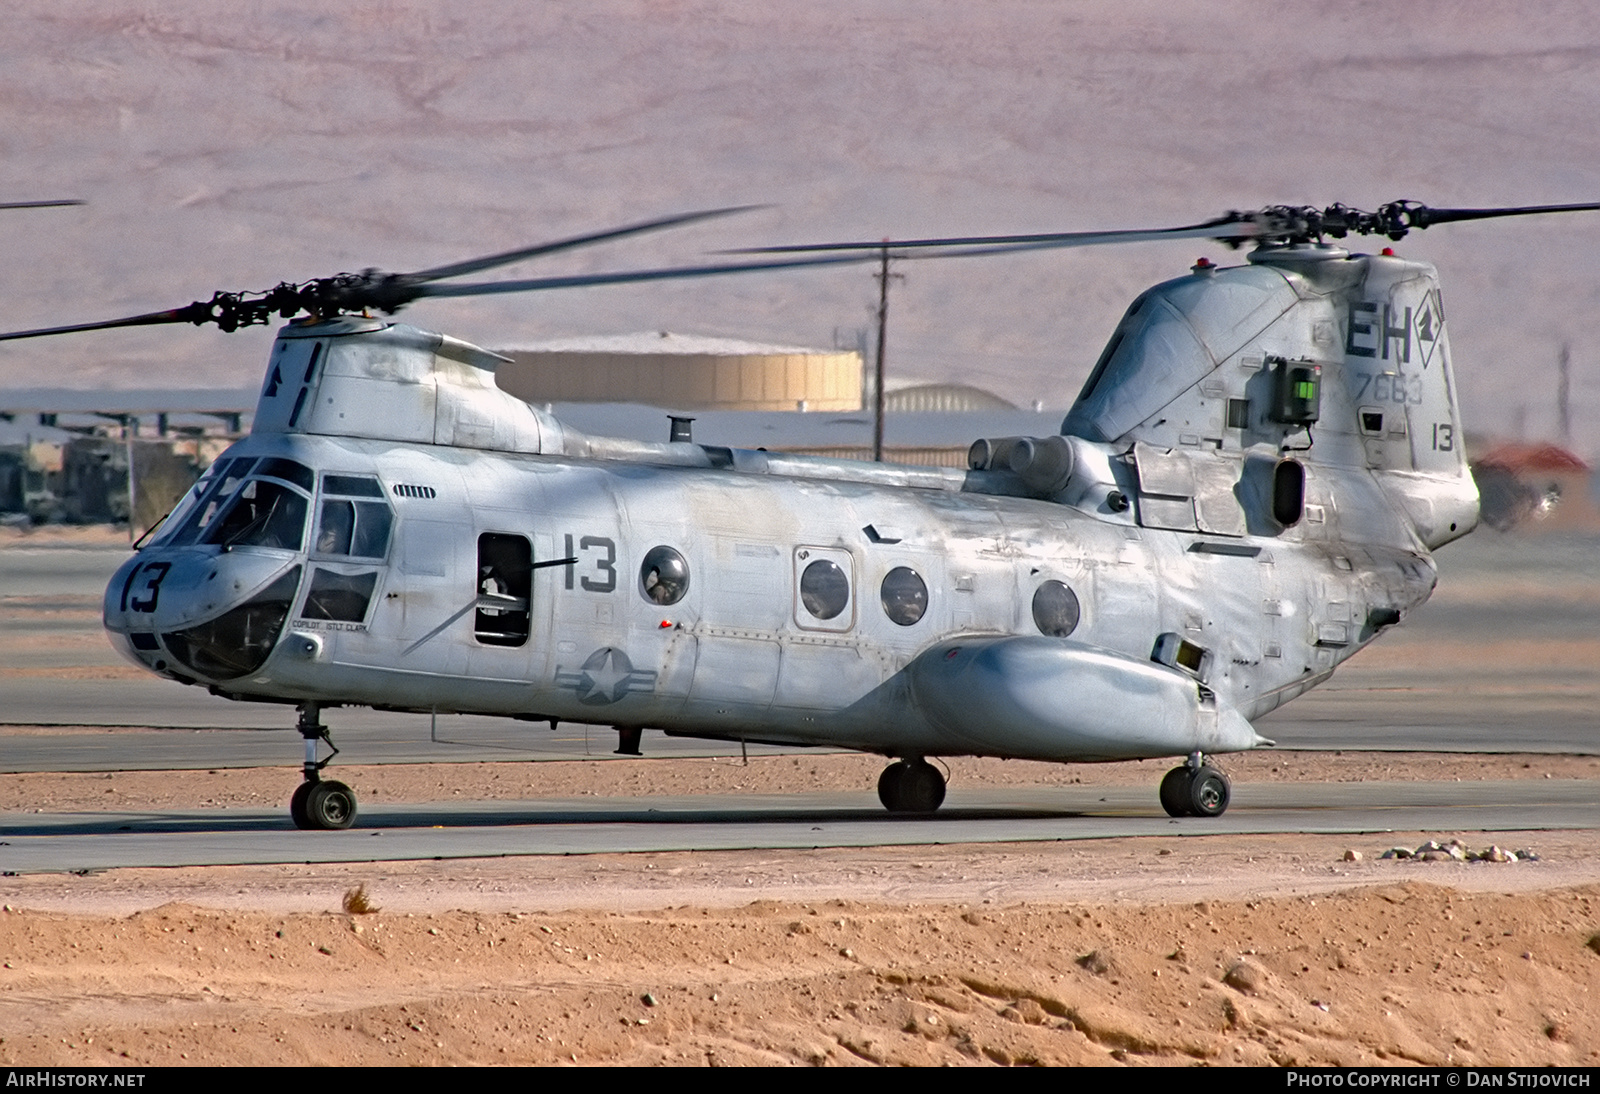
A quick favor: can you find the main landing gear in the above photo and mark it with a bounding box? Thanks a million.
[877,757,946,813]
[1159,752,1231,818]
[289,702,357,830]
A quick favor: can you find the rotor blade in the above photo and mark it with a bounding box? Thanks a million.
[0,306,205,343]
[413,252,879,299]
[1391,201,1600,230]
[719,215,1261,256]
[872,222,1272,262]
[404,205,768,282]
[0,199,84,211]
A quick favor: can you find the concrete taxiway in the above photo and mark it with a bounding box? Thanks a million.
[1,779,1593,874]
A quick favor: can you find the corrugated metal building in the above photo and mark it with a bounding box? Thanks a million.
[495,331,863,412]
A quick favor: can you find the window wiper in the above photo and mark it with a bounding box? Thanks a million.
[218,496,280,551]
[131,508,171,551]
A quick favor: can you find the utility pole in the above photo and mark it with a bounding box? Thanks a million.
[1558,343,1572,446]
[871,244,902,463]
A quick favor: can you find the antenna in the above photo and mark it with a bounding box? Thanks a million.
[871,244,904,463]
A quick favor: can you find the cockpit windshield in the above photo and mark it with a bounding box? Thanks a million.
[159,458,315,549]
[159,458,258,546]
[202,478,309,551]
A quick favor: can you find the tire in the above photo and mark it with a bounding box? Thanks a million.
[304,779,357,830]
[902,761,945,813]
[1188,766,1230,818]
[290,781,314,829]
[1159,766,1193,818]
[879,759,945,813]
[877,762,907,811]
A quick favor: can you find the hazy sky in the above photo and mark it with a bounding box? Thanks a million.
[4,1,1599,451]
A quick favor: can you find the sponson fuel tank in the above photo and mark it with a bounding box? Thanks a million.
[906,636,1265,762]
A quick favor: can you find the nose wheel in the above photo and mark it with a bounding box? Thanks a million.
[290,778,358,830]
[289,702,358,830]
[1159,754,1231,818]
[877,758,946,813]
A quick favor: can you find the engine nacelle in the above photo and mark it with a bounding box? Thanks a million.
[967,434,1077,496]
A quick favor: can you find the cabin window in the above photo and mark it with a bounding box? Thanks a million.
[1031,580,1081,638]
[300,568,378,623]
[639,546,690,606]
[792,546,857,632]
[880,566,928,626]
[801,559,850,620]
[476,533,532,647]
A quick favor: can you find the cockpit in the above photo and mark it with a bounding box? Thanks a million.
[156,456,316,551]
[112,454,396,685]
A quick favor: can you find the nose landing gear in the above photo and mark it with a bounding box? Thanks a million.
[877,757,946,813]
[1159,752,1231,818]
[289,702,357,830]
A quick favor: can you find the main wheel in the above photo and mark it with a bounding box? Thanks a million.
[303,779,357,830]
[877,759,946,813]
[1188,766,1231,817]
[876,762,906,810]
[290,781,314,829]
[1159,766,1193,818]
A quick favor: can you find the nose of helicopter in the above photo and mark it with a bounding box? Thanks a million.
[105,548,304,682]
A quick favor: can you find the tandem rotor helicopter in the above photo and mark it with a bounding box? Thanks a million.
[5,198,1596,829]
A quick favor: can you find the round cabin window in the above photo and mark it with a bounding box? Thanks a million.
[1032,580,1081,638]
[799,558,850,620]
[879,566,928,626]
[639,545,690,605]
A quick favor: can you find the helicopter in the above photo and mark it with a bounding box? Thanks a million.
[5,198,1596,830]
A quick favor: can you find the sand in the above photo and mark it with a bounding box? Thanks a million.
[1,752,1597,1067]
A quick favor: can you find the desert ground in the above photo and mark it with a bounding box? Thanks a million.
[2,751,1597,1067]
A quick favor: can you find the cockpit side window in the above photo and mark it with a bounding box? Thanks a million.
[202,479,309,551]
[314,474,394,560]
[323,474,384,497]
[317,500,356,555]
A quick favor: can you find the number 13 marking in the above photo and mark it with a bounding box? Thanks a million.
[119,561,172,612]
[564,533,617,593]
